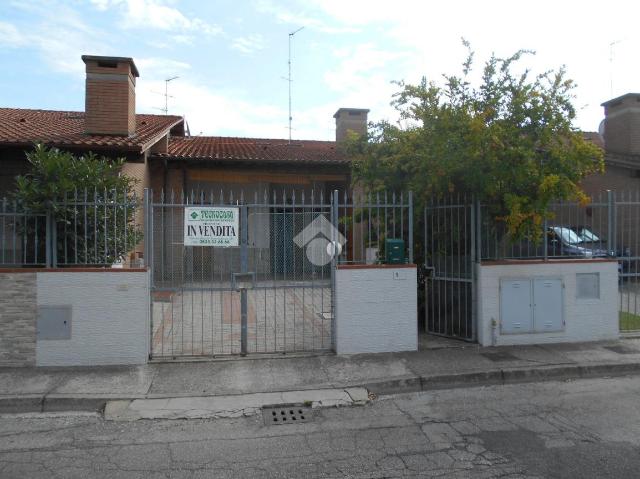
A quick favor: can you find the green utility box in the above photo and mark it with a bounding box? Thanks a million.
[385,238,405,264]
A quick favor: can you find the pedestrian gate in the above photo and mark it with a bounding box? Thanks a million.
[424,198,476,341]
[145,190,336,359]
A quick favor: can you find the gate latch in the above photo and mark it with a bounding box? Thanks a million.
[232,272,256,291]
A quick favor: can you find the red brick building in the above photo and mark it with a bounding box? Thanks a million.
[0,55,368,260]
[581,93,640,196]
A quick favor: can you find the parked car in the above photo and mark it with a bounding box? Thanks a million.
[569,225,632,258]
[546,226,614,258]
[570,225,634,273]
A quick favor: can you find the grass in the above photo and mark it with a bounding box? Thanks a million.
[620,311,640,331]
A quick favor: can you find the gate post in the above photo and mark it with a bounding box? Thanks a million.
[607,190,616,255]
[408,191,414,264]
[240,205,249,356]
[331,190,339,351]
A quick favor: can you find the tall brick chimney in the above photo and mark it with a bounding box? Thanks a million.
[82,55,139,136]
[601,93,640,156]
[333,108,369,142]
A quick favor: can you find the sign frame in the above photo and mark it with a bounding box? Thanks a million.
[184,206,240,247]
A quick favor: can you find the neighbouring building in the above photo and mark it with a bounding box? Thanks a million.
[582,93,640,195]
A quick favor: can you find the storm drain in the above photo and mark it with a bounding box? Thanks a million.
[481,351,519,362]
[262,405,313,426]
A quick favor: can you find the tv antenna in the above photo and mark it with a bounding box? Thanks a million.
[152,76,179,115]
[287,26,304,143]
[609,40,622,97]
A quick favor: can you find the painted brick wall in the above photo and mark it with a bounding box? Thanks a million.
[477,261,618,346]
[0,272,36,366]
[335,266,417,354]
[36,271,149,366]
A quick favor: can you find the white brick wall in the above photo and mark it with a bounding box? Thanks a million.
[335,266,417,354]
[36,271,149,366]
[477,261,618,346]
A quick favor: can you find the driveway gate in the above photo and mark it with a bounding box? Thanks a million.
[145,189,336,359]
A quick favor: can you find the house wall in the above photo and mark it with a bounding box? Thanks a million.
[0,148,30,197]
[0,269,149,367]
[335,265,417,354]
[581,164,640,196]
[476,260,618,346]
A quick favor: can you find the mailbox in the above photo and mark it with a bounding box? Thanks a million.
[385,238,405,264]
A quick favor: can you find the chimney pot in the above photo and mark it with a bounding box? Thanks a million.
[333,108,369,142]
[601,93,640,156]
[82,55,139,136]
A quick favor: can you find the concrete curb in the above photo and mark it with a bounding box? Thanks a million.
[365,362,640,396]
[3,361,640,414]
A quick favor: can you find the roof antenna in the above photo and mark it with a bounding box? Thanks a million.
[287,27,304,144]
[152,76,179,115]
[609,40,622,98]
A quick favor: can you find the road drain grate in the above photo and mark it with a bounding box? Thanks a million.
[262,405,313,426]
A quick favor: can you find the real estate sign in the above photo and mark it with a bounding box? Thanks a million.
[184,207,239,247]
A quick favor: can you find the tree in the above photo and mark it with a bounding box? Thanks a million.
[348,43,604,241]
[13,144,142,266]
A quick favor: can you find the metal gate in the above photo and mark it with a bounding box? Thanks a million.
[145,189,336,359]
[424,198,476,341]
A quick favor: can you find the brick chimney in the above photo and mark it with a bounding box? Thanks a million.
[333,108,369,142]
[82,55,139,136]
[601,93,640,156]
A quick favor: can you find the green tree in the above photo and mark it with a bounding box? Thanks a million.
[349,43,604,241]
[13,144,142,265]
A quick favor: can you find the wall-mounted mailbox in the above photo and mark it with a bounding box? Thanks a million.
[37,305,72,340]
[385,238,405,264]
[500,277,563,334]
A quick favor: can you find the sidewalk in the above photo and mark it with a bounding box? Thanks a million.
[3,336,640,414]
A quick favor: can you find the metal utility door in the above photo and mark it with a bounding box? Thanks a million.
[533,278,563,332]
[500,279,533,334]
[147,192,335,359]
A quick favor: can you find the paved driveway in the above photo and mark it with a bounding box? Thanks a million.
[151,282,332,357]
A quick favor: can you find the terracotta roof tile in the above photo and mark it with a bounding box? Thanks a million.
[0,108,183,153]
[156,136,348,164]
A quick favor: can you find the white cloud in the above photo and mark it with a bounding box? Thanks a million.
[255,0,358,34]
[0,13,110,77]
[0,21,26,47]
[137,77,291,138]
[136,57,191,77]
[231,34,266,55]
[92,0,222,35]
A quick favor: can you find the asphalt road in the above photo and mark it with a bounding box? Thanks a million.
[2,375,640,478]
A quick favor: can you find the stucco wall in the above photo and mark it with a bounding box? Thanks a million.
[335,265,417,354]
[36,271,149,366]
[477,260,618,346]
[0,272,36,367]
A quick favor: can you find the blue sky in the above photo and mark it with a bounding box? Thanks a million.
[1,0,639,140]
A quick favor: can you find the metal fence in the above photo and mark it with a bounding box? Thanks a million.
[335,190,414,265]
[425,190,640,338]
[0,189,141,268]
[146,188,413,358]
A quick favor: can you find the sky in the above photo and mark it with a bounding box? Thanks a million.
[0,0,638,141]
